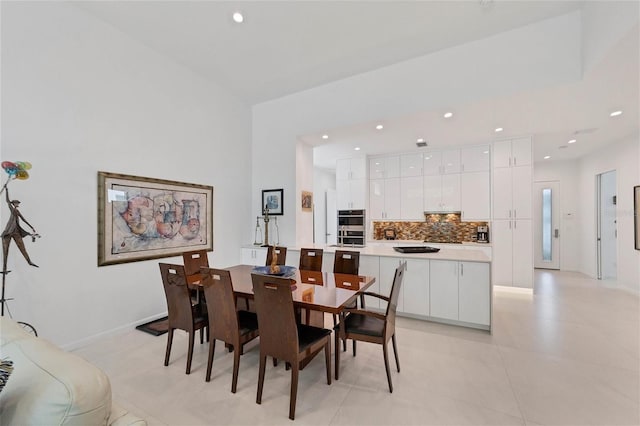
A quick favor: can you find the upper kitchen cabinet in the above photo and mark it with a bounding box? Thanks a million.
[460,145,491,172]
[369,156,400,179]
[423,149,461,175]
[336,157,367,180]
[400,153,423,177]
[493,137,532,168]
[337,157,367,210]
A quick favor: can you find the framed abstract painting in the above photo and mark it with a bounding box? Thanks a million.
[98,171,213,266]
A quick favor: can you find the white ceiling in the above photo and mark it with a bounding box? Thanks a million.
[77,1,639,170]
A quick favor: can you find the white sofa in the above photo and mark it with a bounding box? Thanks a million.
[0,317,146,425]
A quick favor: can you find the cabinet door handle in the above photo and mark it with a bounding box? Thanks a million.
[460,263,464,276]
[514,210,517,219]
[508,209,512,218]
[509,221,512,230]
[514,157,517,166]
[461,164,465,172]
[514,220,517,229]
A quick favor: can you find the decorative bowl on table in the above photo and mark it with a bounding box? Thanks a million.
[251,265,297,278]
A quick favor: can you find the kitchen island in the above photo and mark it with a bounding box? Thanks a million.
[242,242,492,331]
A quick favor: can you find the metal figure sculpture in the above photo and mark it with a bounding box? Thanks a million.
[2,187,39,270]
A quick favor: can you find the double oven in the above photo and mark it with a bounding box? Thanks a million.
[337,209,366,247]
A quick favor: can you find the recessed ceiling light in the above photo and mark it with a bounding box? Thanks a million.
[443,112,453,118]
[354,147,361,151]
[495,127,503,132]
[483,150,489,154]
[375,124,384,130]
[417,138,425,143]
[610,110,623,117]
[544,155,551,159]
[322,134,329,140]
[568,139,576,144]
[425,155,432,160]
[232,12,244,23]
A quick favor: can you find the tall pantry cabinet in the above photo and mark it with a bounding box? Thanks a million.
[491,137,533,288]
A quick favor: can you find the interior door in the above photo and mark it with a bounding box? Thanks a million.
[534,181,560,269]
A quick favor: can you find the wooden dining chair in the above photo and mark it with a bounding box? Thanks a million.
[334,262,405,393]
[332,250,362,349]
[200,267,259,393]
[182,250,210,284]
[298,248,323,271]
[159,263,208,375]
[265,246,287,267]
[251,273,332,420]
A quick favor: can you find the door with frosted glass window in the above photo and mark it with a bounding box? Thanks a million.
[534,181,560,269]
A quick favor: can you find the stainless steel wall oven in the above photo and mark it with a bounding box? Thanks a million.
[337,209,365,247]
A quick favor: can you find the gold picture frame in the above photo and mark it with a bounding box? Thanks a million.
[301,191,313,212]
[98,171,213,266]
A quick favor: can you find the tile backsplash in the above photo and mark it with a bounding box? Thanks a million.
[372,213,487,243]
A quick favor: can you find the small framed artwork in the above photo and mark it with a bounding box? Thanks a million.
[97,171,213,266]
[635,186,640,250]
[301,191,313,212]
[262,188,283,215]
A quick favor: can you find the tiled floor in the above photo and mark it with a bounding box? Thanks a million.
[74,270,640,425]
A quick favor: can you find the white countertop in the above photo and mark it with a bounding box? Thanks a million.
[245,243,491,263]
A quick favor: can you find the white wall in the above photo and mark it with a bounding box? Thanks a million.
[1,2,252,347]
[313,168,337,245]
[252,12,582,245]
[534,160,580,271]
[577,135,640,293]
[295,142,314,246]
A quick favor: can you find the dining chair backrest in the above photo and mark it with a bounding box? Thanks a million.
[159,263,194,330]
[200,268,239,344]
[251,274,298,362]
[182,250,209,282]
[384,262,406,333]
[265,246,287,267]
[333,250,360,275]
[299,248,323,272]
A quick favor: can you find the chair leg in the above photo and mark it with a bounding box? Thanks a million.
[289,364,299,420]
[383,342,393,393]
[256,354,266,404]
[200,327,204,344]
[334,329,341,381]
[164,328,174,366]
[231,346,241,393]
[392,334,400,372]
[324,340,331,385]
[186,331,195,374]
[273,357,278,367]
[352,340,357,356]
[205,338,217,382]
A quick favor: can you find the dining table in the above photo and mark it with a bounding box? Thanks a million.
[189,264,376,378]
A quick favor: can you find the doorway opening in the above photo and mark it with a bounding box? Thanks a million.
[596,170,617,280]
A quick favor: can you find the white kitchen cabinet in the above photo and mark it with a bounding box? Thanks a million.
[401,258,429,316]
[337,157,367,210]
[359,255,381,309]
[461,145,491,172]
[423,149,461,175]
[493,137,531,168]
[400,153,423,177]
[493,166,531,220]
[337,178,366,210]
[400,176,424,220]
[241,247,267,266]
[431,259,491,326]
[458,262,491,326]
[369,156,400,179]
[429,260,459,321]
[460,171,490,220]
[369,178,401,220]
[379,257,405,312]
[423,174,461,212]
[336,157,367,180]
[492,219,532,288]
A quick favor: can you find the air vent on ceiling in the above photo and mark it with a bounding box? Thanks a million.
[416,141,428,148]
[573,127,598,135]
